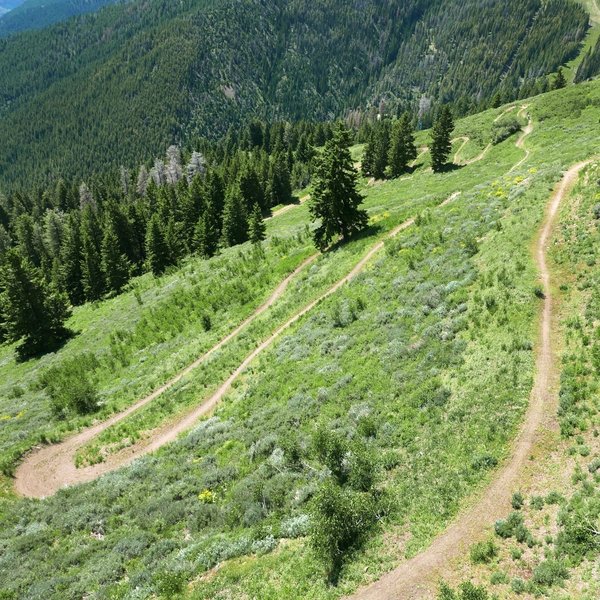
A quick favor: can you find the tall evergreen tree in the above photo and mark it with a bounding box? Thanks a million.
[0,250,71,357]
[362,121,390,179]
[430,106,455,173]
[388,113,417,177]
[310,124,368,250]
[80,205,104,301]
[221,187,248,247]
[553,67,567,90]
[194,200,221,258]
[268,152,293,206]
[249,203,266,244]
[182,174,205,249]
[145,213,170,276]
[239,166,265,212]
[101,220,130,294]
[60,213,85,306]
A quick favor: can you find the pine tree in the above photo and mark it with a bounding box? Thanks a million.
[553,67,567,90]
[194,200,221,258]
[182,174,206,249]
[145,214,170,276]
[101,220,130,294]
[205,170,225,228]
[60,213,85,306]
[388,113,417,177]
[430,106,455,173]
[249,203,266,244]
[268,152,293,206]
[310,124,368,250]
[361,121,390,179]
[221,187,248,247]
[80,205,104,301]
[0,250,71,357]
[239,166,265,212]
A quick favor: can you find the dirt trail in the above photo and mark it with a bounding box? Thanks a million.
[348,160,591,600]
[453,106,516,165]
[268,195,310,219]
[15,194,461,498]
[509,106,534,173]
[452,137,470,164]
[14,253,318,497]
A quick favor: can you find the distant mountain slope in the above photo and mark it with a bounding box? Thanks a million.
[0,0,588,187]
[0,0,121,37]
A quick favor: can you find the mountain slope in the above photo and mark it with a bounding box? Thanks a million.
[2,78,600,599]
[0,0,588,188]
[0,0,122,37]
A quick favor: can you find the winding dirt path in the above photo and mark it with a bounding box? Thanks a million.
[452,137,470,164]
[15,193,461,498]
[348,160,592,600]
[509,106,534,173]
[268,195,310,219]
[14,254,318,497]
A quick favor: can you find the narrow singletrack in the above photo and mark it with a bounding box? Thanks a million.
[348,160,591,600]
[15,193,461,498]
[268,195,310,219]
[509,106,534,173]
[14,253,318,497]
[452,137,470,164]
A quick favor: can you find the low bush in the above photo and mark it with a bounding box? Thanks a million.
[531,559,568,587]
[41,352,100,418]
[469,539,498,564]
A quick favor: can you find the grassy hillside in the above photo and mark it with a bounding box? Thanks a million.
[0,0,121,37]
[0,0,587,187]
[1,79,600,598]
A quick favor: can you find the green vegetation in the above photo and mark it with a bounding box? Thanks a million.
[0,0,120,37]
[0,0,587,186]
[3,68,600,599]
[431,107,455,172]
[309,124,368,249]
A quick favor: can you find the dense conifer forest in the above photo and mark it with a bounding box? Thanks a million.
[0,0,121,37]
[0,0,588,187]
[3,1,600,598]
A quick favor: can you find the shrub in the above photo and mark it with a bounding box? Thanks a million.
[490,571,508,585]
[41,352,100,418]
[545,491,565,505]
[512,492,524,510]
[530,496,545,510]
[495,512,524,538]
[309,481,376,584]
[280,514,310,538]
[469,539,498,564]
[511,577,526,594]
[491,118,521,144]
[153,570,185,598]
[588,457,600,474]
[532,559,568,587]
[438,581,490,599]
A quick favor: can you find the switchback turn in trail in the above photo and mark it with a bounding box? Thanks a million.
[14,253,318,497]
[14,106,537,498]
[15,193,461,498]
[348,160,592,600]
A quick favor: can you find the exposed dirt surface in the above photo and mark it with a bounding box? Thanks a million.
[14,193,461,498]
[348,159,591,600]
[14,253,318,497]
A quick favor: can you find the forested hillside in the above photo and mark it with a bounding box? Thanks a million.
[0,0,121,37]
[0,0,587,187]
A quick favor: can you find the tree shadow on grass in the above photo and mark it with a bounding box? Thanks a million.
[438,162,464,173]
[15,328,75,363]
